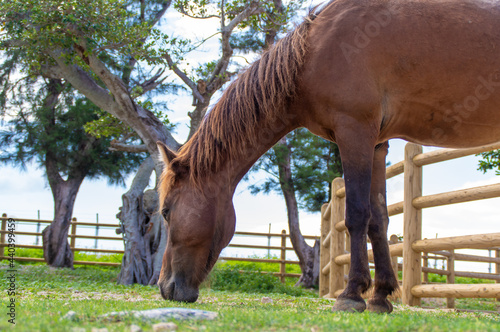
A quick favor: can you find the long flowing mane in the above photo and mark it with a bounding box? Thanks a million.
[161,9,322,196]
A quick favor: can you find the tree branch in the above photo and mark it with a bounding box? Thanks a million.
[40,64,65,79]
[132,68,167,95]
[207,0,263,90]
[150,1,173,27]
[224,0,263,33]
[0,39,29,48]
[110,141,148,153]
[163,52,205,103]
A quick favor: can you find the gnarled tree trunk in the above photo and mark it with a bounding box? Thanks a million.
[116,157,167,285]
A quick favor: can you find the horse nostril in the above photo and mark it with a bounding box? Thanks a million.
[159,279,175,301]
[167,281,175,300]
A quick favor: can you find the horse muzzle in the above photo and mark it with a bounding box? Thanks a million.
[158,276,199,303]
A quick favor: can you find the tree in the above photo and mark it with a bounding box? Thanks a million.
[246,128,343,287]
[0,79,144,267]
[1,0,308,284]
[478,150,500,175]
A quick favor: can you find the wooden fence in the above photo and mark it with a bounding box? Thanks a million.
[0,214,123,266]
[320,142,500,307]
[0,213,318,282]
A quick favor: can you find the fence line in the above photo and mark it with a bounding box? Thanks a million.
[320,142,500,307]
[0,213,318,282]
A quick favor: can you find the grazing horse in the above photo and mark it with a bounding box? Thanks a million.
[157,0,500,313]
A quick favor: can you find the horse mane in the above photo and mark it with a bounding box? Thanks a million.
[160,8,322,199]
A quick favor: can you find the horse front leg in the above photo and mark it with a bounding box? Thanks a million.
[366,141,400,313]
[332,136,375,313]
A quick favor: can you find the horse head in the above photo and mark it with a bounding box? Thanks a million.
[156,141,236,302]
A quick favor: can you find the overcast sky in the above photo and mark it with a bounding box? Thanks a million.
[1,1,499,272]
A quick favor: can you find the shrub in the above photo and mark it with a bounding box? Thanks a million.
[205,262,314,297]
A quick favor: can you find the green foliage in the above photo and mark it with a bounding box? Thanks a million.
[0,0,159,70]
[426,273,494,284]
[0,82,145,184]
[477,150,500,175]
[0,0,181,120]
[207,263,310,296]
[219,256,302,274]
[247,128,342,213]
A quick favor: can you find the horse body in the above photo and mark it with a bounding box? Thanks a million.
[157,0,500,312]
[299,0,500,148]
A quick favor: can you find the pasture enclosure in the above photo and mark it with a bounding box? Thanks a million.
[320,142,500,307]
[0,213,318,281]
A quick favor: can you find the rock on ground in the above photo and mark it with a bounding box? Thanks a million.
[63,311,78,321]
[101,308,218,321]
[130,324,143,332]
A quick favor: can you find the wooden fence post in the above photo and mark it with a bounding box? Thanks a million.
[280,229,286,284]
[344,232,350,289]
[389,234,399,278]
[0,213,6,260]
[447,249,455,308]
[422,253,429,284]
[319,203,330,297]
[331,178,345,297]
[496,249,500,302]
[403,143,423,306]
[70,217,77,250]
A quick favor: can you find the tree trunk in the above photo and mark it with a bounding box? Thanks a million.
[117,157,167,285]
[275,138,320,288]
[42,155,87,268]
[39,79,79,268]
[187,93,210,140]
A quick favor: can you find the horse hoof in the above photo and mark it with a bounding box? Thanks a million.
[332,298,366,313]
[367,298,393,314]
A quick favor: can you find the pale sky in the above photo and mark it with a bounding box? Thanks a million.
[1,1,499,273]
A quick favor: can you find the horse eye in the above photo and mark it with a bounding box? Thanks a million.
[161,208,170,221]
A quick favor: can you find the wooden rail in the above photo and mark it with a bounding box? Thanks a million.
[0,214,317,282]
[319,142,500,306]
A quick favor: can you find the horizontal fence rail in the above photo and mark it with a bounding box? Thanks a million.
[319,142,500,307]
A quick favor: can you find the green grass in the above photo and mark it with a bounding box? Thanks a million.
[6,248,123,265]
[206,262,315,297]
[1,262,499,332]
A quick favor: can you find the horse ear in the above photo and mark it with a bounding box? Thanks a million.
[157,141,177,164]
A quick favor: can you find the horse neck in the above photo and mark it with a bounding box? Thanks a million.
[216,112,299,193]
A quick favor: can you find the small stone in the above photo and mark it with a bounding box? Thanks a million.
[130,324,143,332]
[71,328,85,332]
[153,322,178,331]
[261,297,273,304]
[63,311,78,321]
[91,328,109,332]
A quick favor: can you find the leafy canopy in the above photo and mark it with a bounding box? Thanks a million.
[0,0,166,69]
[478,150,500,176]
[0,82,144,185]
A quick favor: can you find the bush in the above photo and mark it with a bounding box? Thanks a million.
[205,262,315,297]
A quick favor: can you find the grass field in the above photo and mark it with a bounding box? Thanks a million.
[1,259,499,332]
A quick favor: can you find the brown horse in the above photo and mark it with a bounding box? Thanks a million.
[157,0,500,313]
